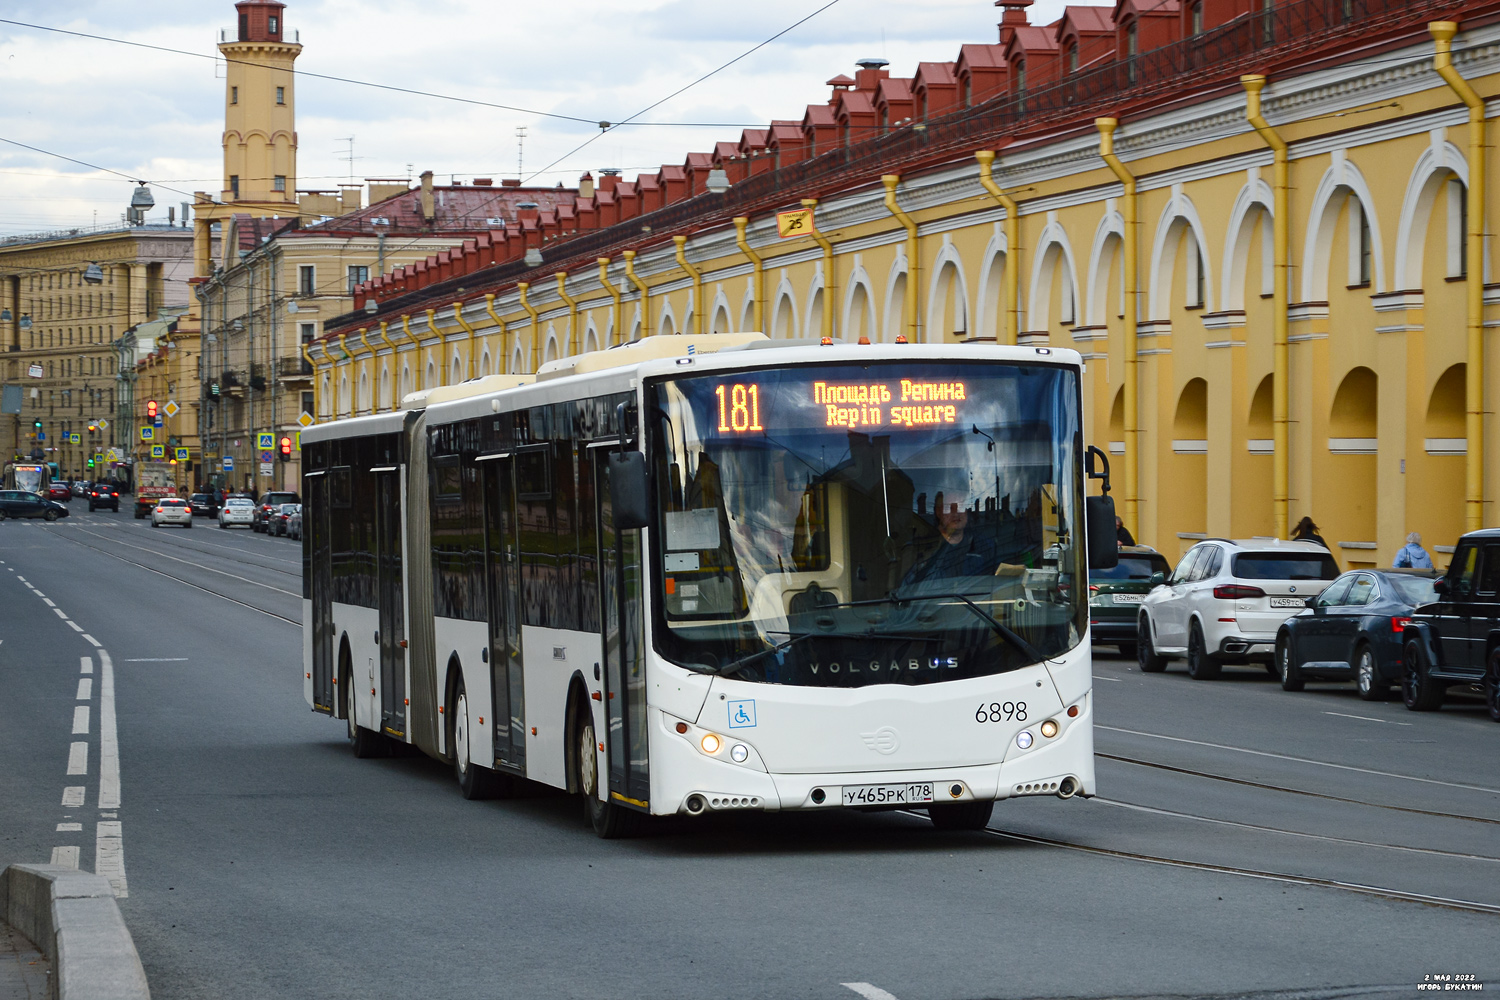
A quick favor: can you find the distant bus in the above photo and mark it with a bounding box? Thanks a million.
[302,335,1118,837]
[3,462,50,496]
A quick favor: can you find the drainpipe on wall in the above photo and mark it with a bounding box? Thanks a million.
[597,258,623,347]
[336,334,352,416]
[1096,118,1141,540]
[483,294,508,373]
[301,341,319,418]
[802,198,836,340]
[517,282,539,372]
[622,251,649,338]
[423,309,444,384]
[356,328,376,413]
[733,217,765,333]
[882,175,920,342]
[1431,21,1487,533]
[672,237,704,336]
[451,301,480,380]
[554,274,581,353]
[974,151,1020,346]
[1242,76,1292,541]
[376,321,399,410]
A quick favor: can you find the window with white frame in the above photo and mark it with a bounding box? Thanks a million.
[1347,197,1372,287]
[1448,178,1468,279]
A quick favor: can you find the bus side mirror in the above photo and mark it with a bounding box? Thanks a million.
[609,451,650,531]
[1086,494,1118,570]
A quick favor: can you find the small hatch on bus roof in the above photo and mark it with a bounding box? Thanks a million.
[534,332,768,382]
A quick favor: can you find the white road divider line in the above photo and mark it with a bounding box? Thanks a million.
[81,634,101,647]
[77,678,92,700]
[67,742,88,775]
[50,846,80,869]
[66,620,84,632]
[96,821,127,898]
[842,984,902,1000]
[1324,710,1411,726]
[62,787,84,807]
[52,607,68,620]
[56,823,82,832]
[42,598,55,607]
[80,655,93,674]
[99,649,119,811]
[122,658,188,662]
[72,706,90,734]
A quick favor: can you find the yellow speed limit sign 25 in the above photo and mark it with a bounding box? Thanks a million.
[776,208,814,239]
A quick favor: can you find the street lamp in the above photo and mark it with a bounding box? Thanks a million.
[128,183,155,226]
[83,263,104,285]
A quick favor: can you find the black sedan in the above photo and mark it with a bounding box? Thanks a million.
[1274,568,1440,700]
[87,484,120,512]
[0,490,71,522]
[187,493,220,518]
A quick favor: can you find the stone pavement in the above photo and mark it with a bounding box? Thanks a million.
[0,921,48,1000]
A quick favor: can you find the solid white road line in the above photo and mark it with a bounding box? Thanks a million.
[61,787,84,807]
[1324,710,1411,726]
[66,742,88,775]
[842,984,902,1000]
[96,821,127,897]
[99,649,119,810]
[122,658,187,662]
[80,655,93,674]
[72,706,89,734]
[77,678,92,700]
[50,846,79,869]
[1099,724,1500,796]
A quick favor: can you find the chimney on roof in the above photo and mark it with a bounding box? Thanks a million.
[996,0,1033,43]
[473,177,494,186]
[853,57,889,92]
[419,170,435,223]
[598,169,621,193]
[578,172,595,198]
[501,178,522,188]
[339,184,362,214]
[516,201,541,225]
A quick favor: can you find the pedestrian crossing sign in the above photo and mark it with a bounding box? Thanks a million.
[140,426,154,441]
[68,432,81,444]
[175,448,190,461]
[257,432,275,449]
[150,444,165,459]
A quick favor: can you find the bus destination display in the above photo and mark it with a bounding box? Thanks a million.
[714,378,969,434]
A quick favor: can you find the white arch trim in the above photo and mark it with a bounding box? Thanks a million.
[1220,178,1275,312]
[842,260,877,343]
[1085,209,1125,326]
[1301,154,1388,300]
[924,239,971,341]
[1394,139,1469,290]
[1148,190,1215,318]
[1026,219,1080,331]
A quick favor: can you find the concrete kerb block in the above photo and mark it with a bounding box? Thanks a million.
[2,863,150,1000]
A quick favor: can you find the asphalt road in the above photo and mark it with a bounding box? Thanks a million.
[2,505,1498,1000]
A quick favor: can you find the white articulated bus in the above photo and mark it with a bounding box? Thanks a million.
[301,334,1118,836]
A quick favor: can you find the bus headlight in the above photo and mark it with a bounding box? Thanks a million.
[730,743,749,763]
[700,733,722,755]
[1016,731,1034,750]
[1040,720,1059,739]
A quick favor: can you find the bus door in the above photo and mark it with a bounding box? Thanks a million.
[592,443,649,808]
[307,472,335,714]
[375,468,406,737]
[481,454,525,771]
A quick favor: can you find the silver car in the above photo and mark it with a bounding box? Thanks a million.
[218,498,255,529]
[151,497,193,528]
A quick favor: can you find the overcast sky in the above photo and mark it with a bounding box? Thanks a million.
[0,0,1071,238]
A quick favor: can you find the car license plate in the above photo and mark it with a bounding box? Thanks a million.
[841,783,936,806]
[1112,593,1145,604]
[1270,597,1305,608]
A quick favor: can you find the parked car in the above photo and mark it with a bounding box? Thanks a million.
[218,497,255,529]
[271,502,299,537]
[151,497,193,528]
[71,481,89,497]
[253,491,300,533]
[87,484,120,512]
[187,493,220,518]
[1090,546,1173,657]
[1402,529,1500,720]
[286,505,302,541]
[0,490,70,521]
[1137,538,1340,679]
[46,483,72,503]
[1274,568,1440,699]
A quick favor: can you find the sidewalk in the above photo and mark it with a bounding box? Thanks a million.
[0,920,49,1000]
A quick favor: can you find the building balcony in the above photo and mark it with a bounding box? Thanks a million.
[276,356,314,379]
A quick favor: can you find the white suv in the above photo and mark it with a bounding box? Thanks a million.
[1136,539,1340,679]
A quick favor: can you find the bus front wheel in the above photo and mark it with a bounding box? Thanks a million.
[576,711,639,839]
[928,800,994,831]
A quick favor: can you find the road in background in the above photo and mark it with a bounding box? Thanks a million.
[2,508,1497,999]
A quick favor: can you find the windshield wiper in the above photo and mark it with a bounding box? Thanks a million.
[892,592,1045,663]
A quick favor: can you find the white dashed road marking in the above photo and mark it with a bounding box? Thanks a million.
[842,985,902,1000]
[122,658,188,662]
[80,655,93,674]
[61,787,84,807]
[56,823,82,833]
[66,742,88,775]
[72,706,89,734]
[77,678,92,700]
[50,846,79,869]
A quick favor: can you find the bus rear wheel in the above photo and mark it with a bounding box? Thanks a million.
[344,658,384,759]
[576,712,639,839]
[928,800,994,831]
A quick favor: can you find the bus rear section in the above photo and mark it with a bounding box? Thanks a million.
[303,342,1113,836]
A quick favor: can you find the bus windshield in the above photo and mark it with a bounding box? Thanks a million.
[647,359,1086,687]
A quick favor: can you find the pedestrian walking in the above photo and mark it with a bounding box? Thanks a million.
[1115,515,1135,547]
[1291,516,1330,551]
[1393,531,1434,570]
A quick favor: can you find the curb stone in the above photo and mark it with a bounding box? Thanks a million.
[0,864,150,1000]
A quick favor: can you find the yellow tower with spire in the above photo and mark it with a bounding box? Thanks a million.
[192,0,303,277]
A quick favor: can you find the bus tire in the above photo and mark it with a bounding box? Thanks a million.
[343,648,384,759]
[576,707,638,839]
[928,800,994,831]
[452,678,499,799]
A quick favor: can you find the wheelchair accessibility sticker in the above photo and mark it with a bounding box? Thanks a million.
[728,699,756,729]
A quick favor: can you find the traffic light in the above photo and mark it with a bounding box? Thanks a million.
[32,419,41,431]
[146,400,158,420]
[87,458,95,469]
[279,436,292,462]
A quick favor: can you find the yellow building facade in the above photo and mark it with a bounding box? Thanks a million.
[323,13,1500,570]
